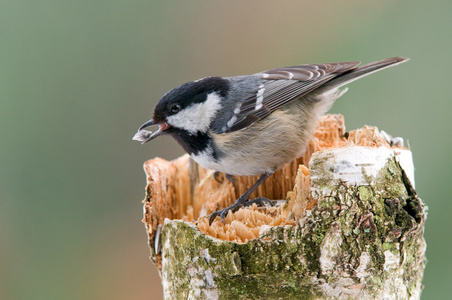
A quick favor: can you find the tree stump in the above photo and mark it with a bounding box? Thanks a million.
[141,114,426,299]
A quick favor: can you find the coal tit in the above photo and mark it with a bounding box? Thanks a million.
[133,57,408,223]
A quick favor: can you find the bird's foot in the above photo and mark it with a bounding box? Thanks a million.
[208,201,244,224]
[213,171,235,184]
[243,197,275,208]
[208,197,275,224]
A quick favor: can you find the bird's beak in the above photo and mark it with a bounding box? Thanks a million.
[132,119,170,144]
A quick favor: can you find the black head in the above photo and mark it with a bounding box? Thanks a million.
[133,76,229,149]
[153,76,229,125]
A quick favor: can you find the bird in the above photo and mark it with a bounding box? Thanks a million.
[133,57,408,224]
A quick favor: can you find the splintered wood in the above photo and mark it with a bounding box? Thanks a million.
[142,114,397,243]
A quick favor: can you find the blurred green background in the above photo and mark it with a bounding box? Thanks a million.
[1,1,450,299]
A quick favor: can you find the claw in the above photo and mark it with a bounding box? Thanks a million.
[213,171,223,183]
[208,210,221,224]
[208,201,245,224]
[244,197,275,208]
[225,174,235,183]
[213,172,235,184]
[207,197,276,225]
[207,173,274,225]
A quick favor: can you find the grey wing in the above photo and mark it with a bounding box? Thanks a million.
[223,61,360,133]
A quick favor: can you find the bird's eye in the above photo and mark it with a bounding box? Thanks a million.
[170,104,181,114]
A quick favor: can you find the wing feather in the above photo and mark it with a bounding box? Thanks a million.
[222,61,361,133]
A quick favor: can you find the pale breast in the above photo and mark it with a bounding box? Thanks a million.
[200,100,321,175]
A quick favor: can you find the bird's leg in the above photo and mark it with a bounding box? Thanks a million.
[208,172,273,224]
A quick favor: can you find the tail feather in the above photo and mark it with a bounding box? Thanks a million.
[319,57,409,92]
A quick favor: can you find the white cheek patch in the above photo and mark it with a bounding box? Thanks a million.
[166,92,222,134]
